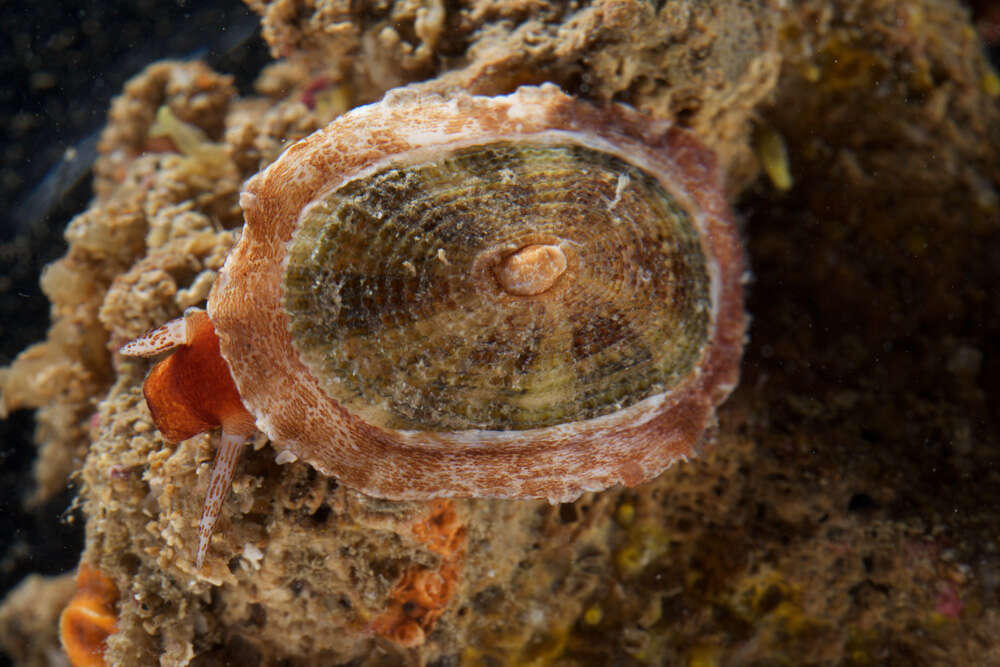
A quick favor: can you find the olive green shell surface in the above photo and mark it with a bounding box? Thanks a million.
[283,141,711,433]
[212,84,744,501]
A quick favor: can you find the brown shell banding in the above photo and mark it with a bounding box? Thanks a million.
[211,84,745,502]
[282,140,710,432]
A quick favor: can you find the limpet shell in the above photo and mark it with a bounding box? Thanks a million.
[211,83,745,502]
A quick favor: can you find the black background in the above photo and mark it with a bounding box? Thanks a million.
[0,3,268,664]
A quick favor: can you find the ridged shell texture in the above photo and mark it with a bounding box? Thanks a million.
[283,141,711,433]
[211,84,744,501]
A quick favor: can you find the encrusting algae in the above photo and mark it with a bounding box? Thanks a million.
[370,500,467,647]
[1,1,999,665]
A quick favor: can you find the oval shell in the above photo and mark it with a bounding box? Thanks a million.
[210,84,744,502]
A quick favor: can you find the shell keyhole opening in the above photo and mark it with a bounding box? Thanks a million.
[494,244,568,297]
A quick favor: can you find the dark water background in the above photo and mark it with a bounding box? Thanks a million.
[0,3,267,664]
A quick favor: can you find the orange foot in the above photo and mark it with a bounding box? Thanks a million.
[121,308,256,567]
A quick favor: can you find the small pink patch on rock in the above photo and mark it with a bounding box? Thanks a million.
[301,76,334,110]
[935,587,964,618]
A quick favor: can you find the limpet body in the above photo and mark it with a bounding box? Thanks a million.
[123,84,745,567]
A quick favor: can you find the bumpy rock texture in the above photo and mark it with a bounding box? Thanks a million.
[1,0,998,665]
